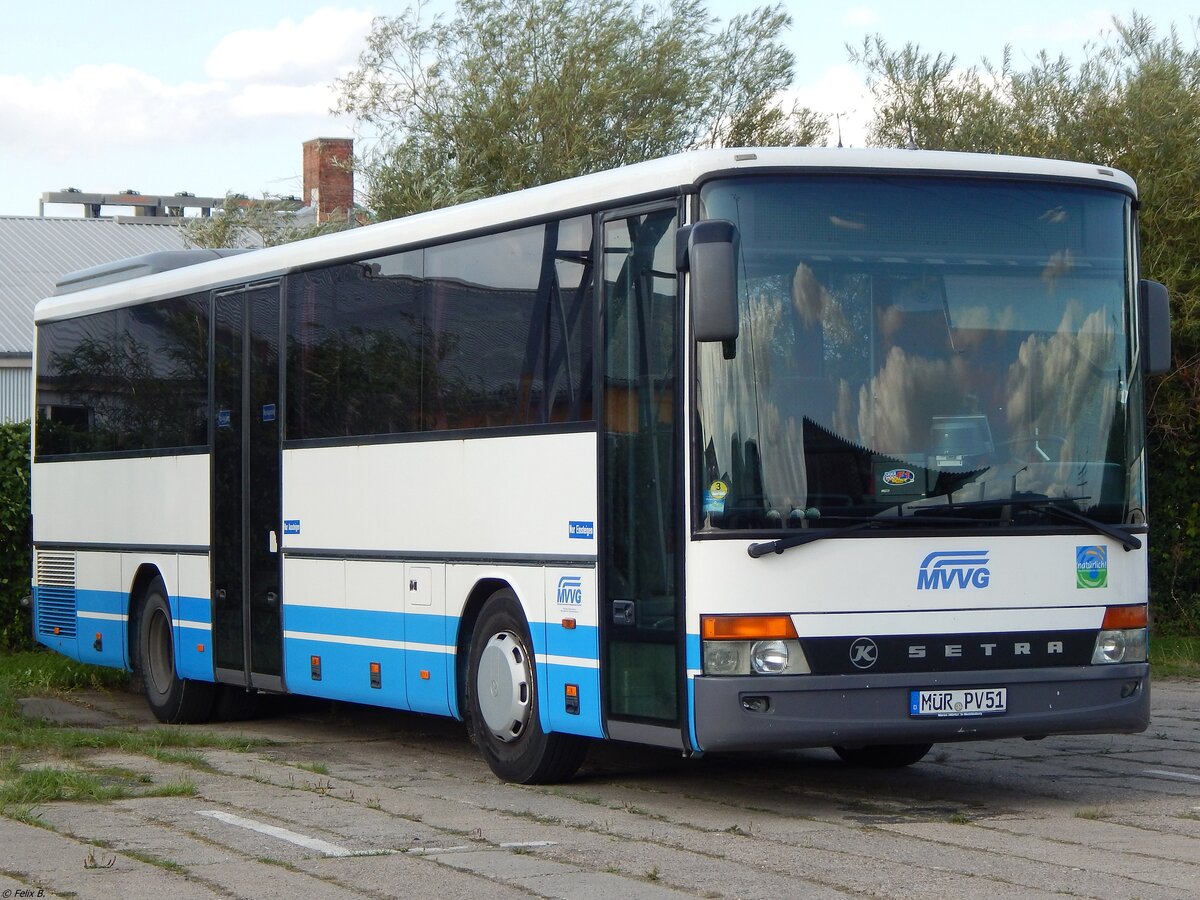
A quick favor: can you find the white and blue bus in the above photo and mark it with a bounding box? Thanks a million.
[32,148,1170,782]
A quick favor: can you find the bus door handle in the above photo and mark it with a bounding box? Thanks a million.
[612,600,635,626]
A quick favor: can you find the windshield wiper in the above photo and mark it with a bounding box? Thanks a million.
[747,516,938,558]
[747,521,873,557]
[910,496,1142,552]
[746,496,1141,558]
[1038,502,1141,551]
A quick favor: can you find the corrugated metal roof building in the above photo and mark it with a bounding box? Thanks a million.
[0,217,187,422]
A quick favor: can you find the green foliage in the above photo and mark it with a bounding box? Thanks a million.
[181,193,348,249]
[0,652,130,699]
[336,0,828,218]
[0,421,31,651]
[852,14,1200,631]
[1150,635,1200,677]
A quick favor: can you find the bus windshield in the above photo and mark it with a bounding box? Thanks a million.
[696,175,1142,532]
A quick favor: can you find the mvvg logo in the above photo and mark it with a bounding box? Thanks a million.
[917,550,991,590]
[556,575,584,605]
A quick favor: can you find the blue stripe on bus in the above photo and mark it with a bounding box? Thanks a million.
[686,632,702,751]
[544,621,600,660]
[281,603,603,736]
[36,584,603,738]
[538,661,604,738]
[172,593,213,682]
[69,588,125,670]
[32,586,215,682]
[283,633,411,710]
[283,603,407,641]
[176,593,211,624]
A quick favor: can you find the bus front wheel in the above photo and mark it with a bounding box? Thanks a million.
[137,580,215,724]
[832,743,933,768]
[465,590,587,784]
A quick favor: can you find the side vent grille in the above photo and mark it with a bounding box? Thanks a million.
[35,550,77,638]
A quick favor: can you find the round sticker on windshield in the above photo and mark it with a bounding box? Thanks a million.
[704,480,729,515]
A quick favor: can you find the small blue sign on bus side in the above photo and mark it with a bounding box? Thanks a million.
[284,519,301,535]
[568,520,594,540]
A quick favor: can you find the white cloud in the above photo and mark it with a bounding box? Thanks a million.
[787,63,873,147]
[0,9,368,162]
[842,7,881,28]
[0,65,229,159]
[229,82,341,118]
[205,7,375,83]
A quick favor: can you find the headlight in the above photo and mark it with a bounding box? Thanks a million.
[751,640,789,674]
[703,641,749,675]
[1092,628,1148,664]
[700,615,811,675]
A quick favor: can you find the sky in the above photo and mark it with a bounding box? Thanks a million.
[0,1,1193,217]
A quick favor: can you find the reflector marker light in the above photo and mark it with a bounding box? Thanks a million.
[1102,605,1148,630]
[702,615,798,640]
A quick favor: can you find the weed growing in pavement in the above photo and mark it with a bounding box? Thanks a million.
[0,650,265,821]
[124,850,188,874]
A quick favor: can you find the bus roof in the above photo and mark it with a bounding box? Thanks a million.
[35,146,1137,324]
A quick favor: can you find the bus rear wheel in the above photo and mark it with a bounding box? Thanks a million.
[137,580,215,724]
[832,743,933,768]
[465,590,587,784]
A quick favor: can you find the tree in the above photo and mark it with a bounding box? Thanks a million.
[181,193,347,249]
[336,0,828,218]
[852,15,1200,631]
[0,421,31,651]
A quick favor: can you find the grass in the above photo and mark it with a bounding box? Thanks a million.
[124,850,188,874]
[0,649,267,754]
[1150,635,1200,678]
[0,649,265,818]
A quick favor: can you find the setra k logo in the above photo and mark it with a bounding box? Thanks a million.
[849,637,879,669]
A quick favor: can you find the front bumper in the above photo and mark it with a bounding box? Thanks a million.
[693,664,1149,751]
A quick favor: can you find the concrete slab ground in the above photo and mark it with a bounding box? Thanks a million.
[3,679,1197,899]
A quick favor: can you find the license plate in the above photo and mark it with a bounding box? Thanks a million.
[910,687,1007,717]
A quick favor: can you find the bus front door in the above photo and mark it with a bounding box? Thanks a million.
[599,205,685,748]
[211,282,283,691]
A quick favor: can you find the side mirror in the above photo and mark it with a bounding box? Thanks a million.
[1138,279,1171,375]
[678,220,739,346]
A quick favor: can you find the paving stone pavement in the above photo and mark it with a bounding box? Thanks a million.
[3,678,1197,899]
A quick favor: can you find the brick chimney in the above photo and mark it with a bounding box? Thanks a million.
[303,137,354,223]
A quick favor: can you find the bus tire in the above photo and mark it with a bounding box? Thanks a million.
[137,580,215,724]
[832,743,933,768]
[465,590,587,784]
